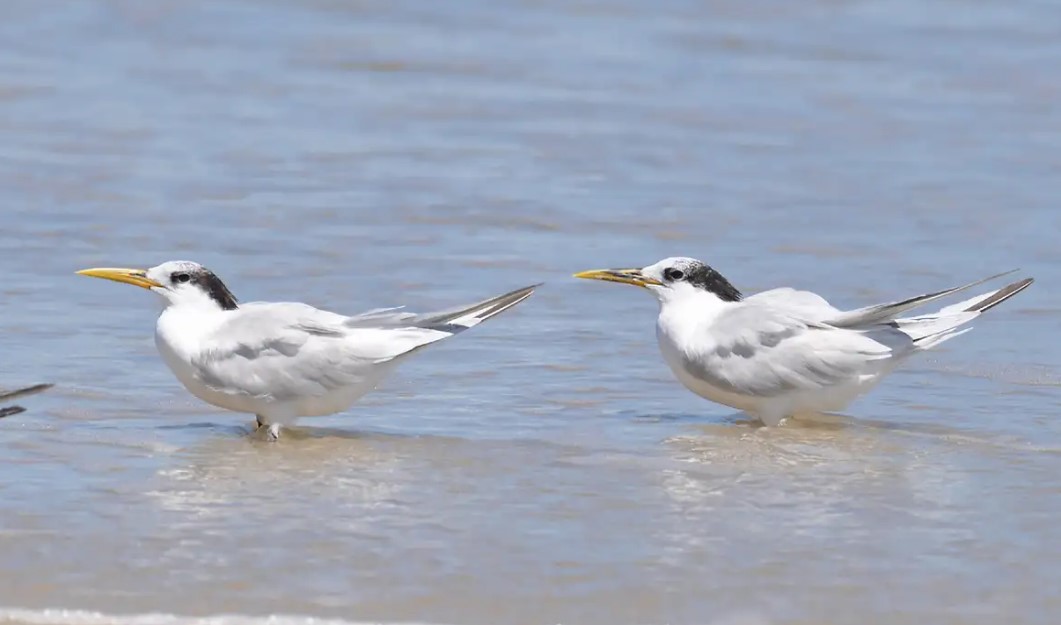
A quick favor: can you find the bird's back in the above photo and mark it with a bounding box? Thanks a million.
[745,287,842,321]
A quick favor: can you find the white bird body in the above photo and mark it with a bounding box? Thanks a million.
[654,286,899,423]
[154,301,439,421]
[79,261,539,437]
[577,258,1033,426]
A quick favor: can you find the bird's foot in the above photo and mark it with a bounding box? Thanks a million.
[757,413,789,427]
[253,416,282,441]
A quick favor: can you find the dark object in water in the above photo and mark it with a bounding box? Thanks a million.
[0,383,53,419]
[0,406,24,418]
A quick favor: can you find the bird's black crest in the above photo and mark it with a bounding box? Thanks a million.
[193,270,239,311]
[686,263,743,302]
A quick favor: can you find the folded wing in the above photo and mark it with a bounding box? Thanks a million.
[684,306,894,398]
[190,285,540,401]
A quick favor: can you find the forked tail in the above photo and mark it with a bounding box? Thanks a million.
[895,277,1034,348]
[344,284,542,362]
[412,284,542,332]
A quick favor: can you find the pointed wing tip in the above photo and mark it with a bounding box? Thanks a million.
[979,268,1020,282]
[999,275,1034,291]
[1011,276,1035,292]
[488,282,543,312]
[0,383,54,403]
[509,282,544,298]
[505,283,543,305]
[964,276,1035,313]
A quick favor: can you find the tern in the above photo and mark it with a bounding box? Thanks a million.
[575,257,1033,426]
[0,383,53,419]
[77,261,539,439]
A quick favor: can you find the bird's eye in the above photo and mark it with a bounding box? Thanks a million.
[663,268,685,281]
[173,273,191,284]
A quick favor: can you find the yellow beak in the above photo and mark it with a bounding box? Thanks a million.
[76,267,163,289]
[573,268,663,288]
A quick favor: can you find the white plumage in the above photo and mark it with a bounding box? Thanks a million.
[576,258,1033,426]
[79,261,539,438]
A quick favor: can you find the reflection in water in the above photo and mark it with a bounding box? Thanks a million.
[147,429,424,525]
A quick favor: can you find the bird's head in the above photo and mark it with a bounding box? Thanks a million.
[574,256,742,305]
[77,260,239,311]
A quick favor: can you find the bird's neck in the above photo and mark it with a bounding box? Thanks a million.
[155,304,229,359]
[656,284,731,313]
[656,289,733,343]
[159,286,233,313]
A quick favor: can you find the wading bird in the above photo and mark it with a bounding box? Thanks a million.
[79,261,539,439]
[576,257,1032,426]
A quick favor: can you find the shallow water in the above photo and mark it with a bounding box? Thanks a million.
[1,1,1060,624]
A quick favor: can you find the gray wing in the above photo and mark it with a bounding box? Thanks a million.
[190,303,444,401]
[188,284,539,401]
[745,287,841,321]
[681,304,895,398]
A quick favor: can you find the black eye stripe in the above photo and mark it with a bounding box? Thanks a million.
[680,262,743,302]
[160,265,240,310]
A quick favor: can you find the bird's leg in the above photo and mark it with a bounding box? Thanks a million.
[252,415,281,441]
[757,410,789,427]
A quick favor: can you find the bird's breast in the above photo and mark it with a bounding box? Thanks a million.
[655,314,761,412]
[154,310,224,392]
